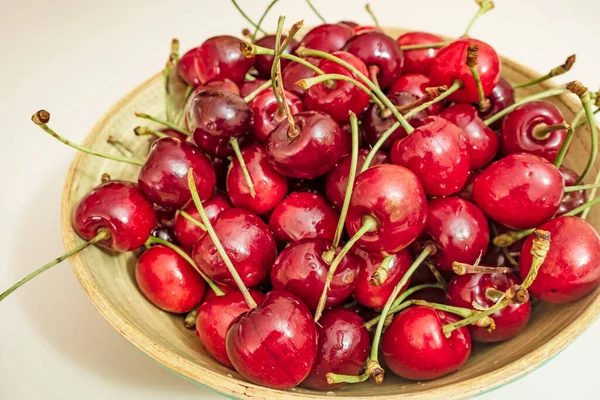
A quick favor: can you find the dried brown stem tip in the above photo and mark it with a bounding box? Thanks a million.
[466,44,479,68]
[184,309,197,329]
[475,316,496,332]
[550,54,576,77]
[452,261,515,275]
[365,359,385,385]
[567,81,588,98]
[239,42,254,58]
[32,110,50,125]
[531,229,551,258]
[325,373,336,385]
[370,267,389,286]
[425,85,449,99]
[241,28,251,37]
[101,173,111,183]
[505,285,530,304]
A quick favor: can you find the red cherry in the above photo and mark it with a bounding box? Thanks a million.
[239,78,268,98]
[253,34,299,79]
[138,137,216,209]
[353,249,412,310]
[289,176,327,195]
[556,167,585,217]
[73,181,157,252]
[226,144,288,215]
[153,204,176,227]
[381,306,471,380]
[195,290,264,367]
[446,273,531,342]
[192,208,276,288]
[352,25,383,35]
[478,77,515,130]
[226,290,318,389]
[206,153,229,190]
[249,89,304,142]
[391,116,471,197]
[299,23,354,53]
[268,192,339,243]
[338,20,359,29]
[397,32,444,75]
[520,216,600,303]
[266,111,343,179]
[282,58,320,98]
[177,36,254,87]
[135,244,206,313]
[270,238,359,311]
[197,79,240,96]
[481,244,521,268]
[302,309,370,390]
[429,38,500,103]
[346,164,428,255]
[440,103,499,170]
[472,153,564,229]
[388,73,444,115]
[173,193,231,251]
[150,127,188,144]
[325,149,389,211]
[500,100,568,162]
[304,51,371,124]
[150,225,176,244]
[407,286,447,304]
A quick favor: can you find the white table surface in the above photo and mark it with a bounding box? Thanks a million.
[1,0,599,398]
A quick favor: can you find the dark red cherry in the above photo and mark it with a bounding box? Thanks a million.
[173,193,231,251]
[177,36,254,87]
[457,170,481,202]
[429,38,500,103]
[478,77,515,130]
[271,238,359,311]
[185,88,253,157]
[226,144,288,215]
[325,149,389,211]
[302,309,370,390]
[500,100,567,163]
[249,89,304,142]
[73,181,157,252]
[397,32,444,75]
[266,111,343,179]
[135,244,206,314]
[304,51,371,124]
[192,208,277,288]
[196,290,264,367]
[520,216,600,303]
[343,31,403,89]
[226,290,318,389]
[556,167,585,217]
[138,137,216,209]
[353,249,412,310]
[407,286,446,304]
[282,58,320,98]
[151,128,188,144]
[391,116,471,197]
[346,164,428,255]
[382,306,471,380]
[198,79,240,96]
[338,20,359,29]
[361,92,429,150]
[153,204,176,227]
[299,23,354,53]
[268,192,339,243]
[239,78,268,99]
[440,103,499,169]
[253,34,299,79]
[481,244,521,268]
[446,273,531,342]
[289,176,327,195]
[149,226,176,243]
[388,73,443,115]
[419,197,489,271]
[206,153,229,190]
[472,153,564,229]
[352,25,383,35]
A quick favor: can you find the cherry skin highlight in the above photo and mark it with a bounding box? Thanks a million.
[249,89,304,142]
[253,34,299,79]
[397,31,444,75]
[388,73,444,115]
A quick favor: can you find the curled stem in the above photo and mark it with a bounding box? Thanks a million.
[297,73,386,110]
[513,55,576,89]
[484,88,570,126]
[230,137,256,198]
[134,112,191,136]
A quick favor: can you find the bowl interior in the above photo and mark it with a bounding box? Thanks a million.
[61,28,600,399]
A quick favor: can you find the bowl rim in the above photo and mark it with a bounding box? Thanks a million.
[61,43,600,400]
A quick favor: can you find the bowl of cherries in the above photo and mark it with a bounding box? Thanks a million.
[3,0,600,399]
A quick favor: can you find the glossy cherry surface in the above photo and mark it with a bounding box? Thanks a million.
[253,34,299,79]
[302,309,370,390]
[440,103,498,170]
[192,208,277,288]
[177,36,254,87]
[478,77,515,130]
[381,306,472,381]
[346,164,428,255]
[299,23,354,53]
[239,78,268,98]
[249,89,304,142]
[226,144,288,215]
[500,100,567,162]
[135,244,206,314]
[282,58,320,98]
[388,73,443,115]
[446,273,531,342]
[266,111,343,179]
[520,216,600,303]
[195,290,264,367]
[270,238,359,310]
[226,290,318,389]
[556,167,585,217]
[138,137,216,209]
[472,153,564,229]
[198,79,240,96]
[73,181,157,252]
[391,116,471,197]
[268,192,339,243]
[397,32,444,75]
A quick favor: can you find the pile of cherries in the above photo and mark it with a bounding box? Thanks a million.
[4,0,600,392]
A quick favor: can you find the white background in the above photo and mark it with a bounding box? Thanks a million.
[1,0,599,398]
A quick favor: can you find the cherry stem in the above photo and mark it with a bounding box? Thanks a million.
[178,210,206,231]
[314,216,379,322]
[251,0,280,42]
[370,255,393,286]
[106,135,135,157]
[326,371,369,385]
[0,230,109,303]
[305,0,326,23]
[296,47,414,134]
[243,79,273,103]
[452,261,516,275]
[426,261,448,288]
[484,87,570,126]
[401,42,448,51]
[134,112,191,137]
[513,55,576,89]
[553,108,585,168]
[297,74,386,110]
[32,110,145,167]
[573,86,598,184]
[174,86,194,126]
[187,169,257,309]
[271,16,287,113]
[490,222,519,267]
[163,38,180,123]
[241,43,326,76]
[365,3,380,27]
[230,137,256,198]
[368,65,381,90]
[184,309,197,329]
[134,126,169,139]
[230,0,267,38]
[486,287,505,302]
[570,192,600,219]
[466,44,491,112]
[565,182,600,192]
[493,228,534,248]
[145,236,223,296]
[464,0,495,37]
[532,123,570,140]
[406,82,462,120]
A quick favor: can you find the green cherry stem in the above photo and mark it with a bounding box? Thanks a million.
[270,16,286,112]
[134,112,191,136]
[250,0,280,42]
[564,182,600,192]
[230,137,256,198]
[490,222,519,267]
[452,261,516,275]
[174,85,194,126]
[553,108,585,168]
[240,43,326,76]
[464,0,495,37]
[513,55,576,89]
[163,38,180,122]
[365,3,380,27]
[569,82,598,184]
[305,0,326,23]
[568,196,600,218]
[134,126,169,139]
[106,135,135,157]
[243,79,273,103]
[581,167,600,219]
[370,255,393,286]
[401,42,448,51]
[184,309,198,329]
[296,74,386,110]
[32,110,145,166]
[178,210,206,231]
[466,44,491,112]
[230,0,267,38]
[493,228,534,248]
